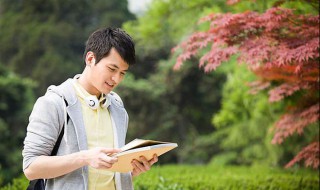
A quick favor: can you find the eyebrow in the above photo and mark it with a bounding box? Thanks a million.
[109,64,128,72]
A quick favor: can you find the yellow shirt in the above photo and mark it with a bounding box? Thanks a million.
[73,80,115,190]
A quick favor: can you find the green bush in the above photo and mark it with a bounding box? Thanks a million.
[0,175,28,190]
[133,164,319,190]
[1,165,318,190]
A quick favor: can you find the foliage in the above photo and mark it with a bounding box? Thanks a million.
[0,64,35,185]
[208,61,283,166]
[2,165,318,190]
[0,0,134,95]
[118,60,225,163]
[133,164,319,190]
[173,1,319,169]
[0,175,28,190]
[123,0,228,78]
[208,61,318,167]
[120,0,230,163]
[226,0,317,13]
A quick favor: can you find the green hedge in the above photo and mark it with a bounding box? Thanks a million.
[0,175,28,190]
[133,165,319,190]
[1,165,318,190]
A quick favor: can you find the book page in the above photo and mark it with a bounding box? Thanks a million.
[120,139,170,152]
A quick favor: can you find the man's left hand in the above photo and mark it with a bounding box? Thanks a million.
[131,154,158,177]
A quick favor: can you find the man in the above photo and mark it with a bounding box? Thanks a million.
[22,27,158,190]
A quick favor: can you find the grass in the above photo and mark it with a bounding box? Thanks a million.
[133,164,319,190]
[1,164,319,189]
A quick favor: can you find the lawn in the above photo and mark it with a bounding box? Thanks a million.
[1,164,318,190]
[133,164,319,190]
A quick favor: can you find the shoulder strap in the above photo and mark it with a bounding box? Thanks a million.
[27,99,69,189]
[50,99,69,156]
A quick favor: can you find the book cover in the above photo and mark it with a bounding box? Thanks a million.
[108,139,178,173]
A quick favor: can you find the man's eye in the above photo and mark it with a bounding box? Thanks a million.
[120,72,126,76]
[108,67,116,72]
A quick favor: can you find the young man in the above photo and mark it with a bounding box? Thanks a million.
[22,27,158,190]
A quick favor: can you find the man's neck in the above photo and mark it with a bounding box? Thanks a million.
[77,73,100,97]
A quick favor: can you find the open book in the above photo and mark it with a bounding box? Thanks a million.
[108,139,178,173]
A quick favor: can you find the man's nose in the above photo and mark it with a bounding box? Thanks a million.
[111,74,120,84]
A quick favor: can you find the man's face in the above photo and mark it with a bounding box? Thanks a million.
[86,48,129,96]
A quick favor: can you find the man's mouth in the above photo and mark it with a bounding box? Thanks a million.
[106,82,114,87]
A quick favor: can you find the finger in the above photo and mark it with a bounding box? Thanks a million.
[96,153,117,168]
[101,154,118,164]
[99,163,113,169]
[99,158,118,169]
[131,168,138,177]
[100,148,121,154]
[132,159,146,172]
[149,154,158,165]
[92,159,113,169]
[139,156,151,170]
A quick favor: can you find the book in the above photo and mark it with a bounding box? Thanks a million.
[108,139,178,173]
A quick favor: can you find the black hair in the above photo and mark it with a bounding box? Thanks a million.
[83,27,135,65]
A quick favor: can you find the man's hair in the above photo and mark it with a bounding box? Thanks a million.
[83,27,135,65]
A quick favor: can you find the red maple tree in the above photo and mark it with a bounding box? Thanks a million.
[173,4,319,168]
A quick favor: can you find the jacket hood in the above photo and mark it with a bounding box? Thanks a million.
[47,78,78,107]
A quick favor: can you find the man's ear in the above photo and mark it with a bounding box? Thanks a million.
[85,51,96,66]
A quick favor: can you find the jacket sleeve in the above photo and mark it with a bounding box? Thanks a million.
[22,93,64,171]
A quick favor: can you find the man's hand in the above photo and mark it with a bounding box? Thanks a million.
[83,147,120,169]
[131,154,158,177]
[24,147,121,180]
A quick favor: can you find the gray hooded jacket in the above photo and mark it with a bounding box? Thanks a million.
[22,77,133,190]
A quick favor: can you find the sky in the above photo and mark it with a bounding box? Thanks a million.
[127,0,153,15]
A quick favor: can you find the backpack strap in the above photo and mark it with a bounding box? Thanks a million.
[27,99,70,190]
[50,125,65,156]
[51,99,69,156]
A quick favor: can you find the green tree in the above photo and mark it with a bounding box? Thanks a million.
[208,61,283,166]
[118,60,225,163]
[173,0,319,168]
[0,64,35,185]
[0,0,134,95]
[123,0,228,78]
[120,0,230,163]
[210,61,318,167]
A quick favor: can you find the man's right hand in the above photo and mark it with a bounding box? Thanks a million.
[24,147,121,180]
[82,147,120,169]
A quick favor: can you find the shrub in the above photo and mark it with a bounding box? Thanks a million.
[1,165,318,190]
[134,164,319,190]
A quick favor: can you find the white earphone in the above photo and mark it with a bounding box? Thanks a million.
[84,95,109,110]
[72,77,110,110]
